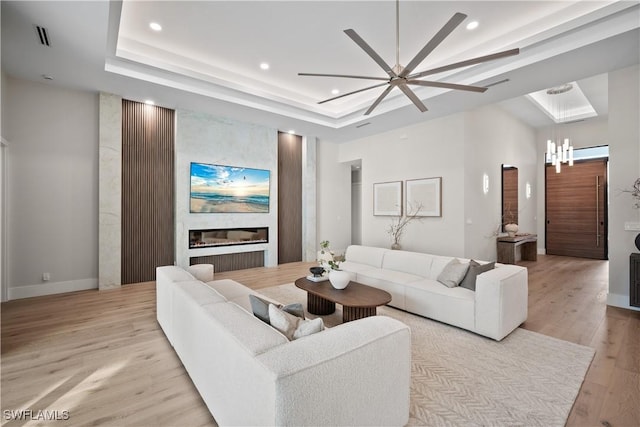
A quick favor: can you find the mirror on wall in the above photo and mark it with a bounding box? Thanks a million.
[501,164,518,230]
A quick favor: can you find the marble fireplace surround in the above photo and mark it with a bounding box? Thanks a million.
[98,94,317,289]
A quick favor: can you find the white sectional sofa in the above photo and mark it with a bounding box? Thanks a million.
[156,264,411,426]
[341,245,528,341]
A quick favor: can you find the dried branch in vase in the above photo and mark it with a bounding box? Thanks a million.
[387,202,424,247]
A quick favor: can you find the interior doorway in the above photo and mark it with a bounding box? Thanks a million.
[351,162,362,245]
[545,147,608,260]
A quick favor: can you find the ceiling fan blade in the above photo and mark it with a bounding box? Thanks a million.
[365,85,395,115]
[407,80,487,93]
[409,48,520,79]
[397,84,428,112]
[318,82,389,104]
[399,12,467,78]
[344,29,397,78]
[298,72,389,81]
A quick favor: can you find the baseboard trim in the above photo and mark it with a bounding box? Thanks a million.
[607,292,640,312]
[9,278,98,300]
[537,248,546,255]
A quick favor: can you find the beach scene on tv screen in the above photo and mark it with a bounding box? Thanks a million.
[190,162,270,213]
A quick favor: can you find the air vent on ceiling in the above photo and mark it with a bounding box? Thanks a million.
[356,122,371,128]
[34,25,51,47]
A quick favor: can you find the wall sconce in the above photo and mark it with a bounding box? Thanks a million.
[483,174,489,194]
[526,182,532,199]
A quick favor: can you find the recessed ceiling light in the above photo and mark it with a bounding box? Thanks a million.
[149,22,162,31]
[144,100,155,105]
[260,62,270,70]
[287,130,295,134]
[466,21,479,30]
[331,89,340,95]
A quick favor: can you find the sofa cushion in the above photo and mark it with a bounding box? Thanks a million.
[249,295,305,324]
[355,268,422,310]
[186,264,214,282]
[340,261,378,275]
[429,255,457,279]
[201,302,289,355]
[381,250,433,278]
[344,245,387,268]
[460,260,496,291]
[175,280,227,306]
[437,258,470,288]
[404,278,475,330]
[160,267,196,282]
[268,304,324,340]
[206,279,254,300]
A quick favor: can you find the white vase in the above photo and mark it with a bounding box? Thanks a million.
[505,223,519,237]
[329,270,351,290]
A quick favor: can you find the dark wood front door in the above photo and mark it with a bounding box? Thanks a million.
[545,158,607,259]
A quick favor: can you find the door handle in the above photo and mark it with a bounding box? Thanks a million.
[596,176,600,247]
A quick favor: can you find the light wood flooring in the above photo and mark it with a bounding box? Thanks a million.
[1,255,638,427]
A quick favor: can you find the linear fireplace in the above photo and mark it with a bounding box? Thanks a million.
[189,227,269,249]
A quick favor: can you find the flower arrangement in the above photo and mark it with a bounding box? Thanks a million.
[386,203,423,248]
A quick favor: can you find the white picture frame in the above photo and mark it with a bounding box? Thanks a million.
[406,177,442,217]
[373,181,403,216]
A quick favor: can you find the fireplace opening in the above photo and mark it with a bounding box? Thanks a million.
[189,227,268,249]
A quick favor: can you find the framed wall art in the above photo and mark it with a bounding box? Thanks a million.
[373,181,402,216]
[406,177,442,217]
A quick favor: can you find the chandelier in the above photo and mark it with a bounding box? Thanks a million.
[545,83,575,173]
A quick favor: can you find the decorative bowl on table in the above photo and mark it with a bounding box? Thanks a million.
[309,266,325,277]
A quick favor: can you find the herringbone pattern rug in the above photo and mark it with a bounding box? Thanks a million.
[260,283,594,427]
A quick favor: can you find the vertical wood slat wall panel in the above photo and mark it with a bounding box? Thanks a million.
[122,100,175,284]
[189,252,264,272]
[278,132,303,264]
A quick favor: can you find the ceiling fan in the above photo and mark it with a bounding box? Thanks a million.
[298,0,520,115]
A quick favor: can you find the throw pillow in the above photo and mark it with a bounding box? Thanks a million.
[249,295,305,324]
[268,304,324,341]
[459,260,496,291]
[437,258,470,288]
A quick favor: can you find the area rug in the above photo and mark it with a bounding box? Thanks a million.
[259,283,595,427]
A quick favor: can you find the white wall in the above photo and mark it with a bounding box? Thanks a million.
[339,114,467,257]
[322,106,537,261]
[4,76,99,299]
[175,110,279,267]
[316,140,351,257]
[464,105,537,261]
[608,64,640,310]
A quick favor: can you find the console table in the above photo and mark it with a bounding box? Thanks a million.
[497,234,537,264]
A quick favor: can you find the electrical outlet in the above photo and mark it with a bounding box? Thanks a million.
[624,222,640,231]
[42,272,50,281]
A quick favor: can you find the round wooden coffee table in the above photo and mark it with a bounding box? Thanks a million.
[294,277,392,323]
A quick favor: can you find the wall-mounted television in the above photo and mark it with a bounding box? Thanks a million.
[190,162,270,213]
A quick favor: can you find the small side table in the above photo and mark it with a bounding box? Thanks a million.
[497,234,537,264]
